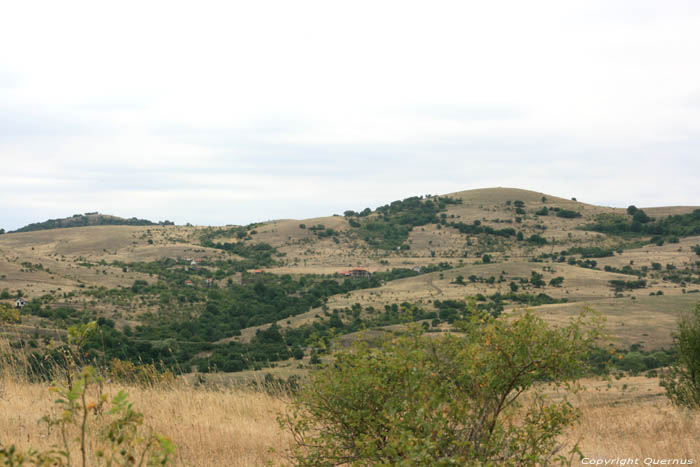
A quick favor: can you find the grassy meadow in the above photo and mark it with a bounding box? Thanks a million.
[2,348,699,466]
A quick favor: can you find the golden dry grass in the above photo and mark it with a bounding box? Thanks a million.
[566,376,700,464]
[0,376,291,466]
[3,368,700,466]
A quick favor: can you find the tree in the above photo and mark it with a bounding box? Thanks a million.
[661,304,700,409]
[530,271,546,288]
[482,254,492,264]
[632,210,651,224]
[281,310,602,465]
[528,234,547,245]
[549,276,565,287]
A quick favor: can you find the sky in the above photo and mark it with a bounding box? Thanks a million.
[1,0,699,231]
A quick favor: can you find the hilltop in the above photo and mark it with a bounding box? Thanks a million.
[10,212,174,233]
[1,187,699,377]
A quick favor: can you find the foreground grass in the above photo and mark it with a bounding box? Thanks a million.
[566,376,700,464]
[0,376,291,466]
[1,373,698,466]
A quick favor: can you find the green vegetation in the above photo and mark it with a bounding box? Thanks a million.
[549,276,565,287]
[437,292,567,320]
[281,310,602,465]
[308,224,338,238]
[584,208,700,238]
[17,258,457,375]
[661,304,700,409]
[587,345,677,375]
[608,279,647,292]
[528,234,547,245]
[555,209,582,219]
[0,303,20,324]
[448,221,516,238]
[345,196,461,250]
[564,246,615,258]
[199,227,278,268]
[12,213,173,233]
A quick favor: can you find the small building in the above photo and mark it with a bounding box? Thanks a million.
[184,279,194,287]
[341,268,371,278]
[15,297,28,309]
[205,278,214,287]
[250,269,264,275]
[412,266,422,273]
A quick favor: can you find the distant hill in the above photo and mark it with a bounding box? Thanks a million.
[1,186,699,377]
[11,212,174,233]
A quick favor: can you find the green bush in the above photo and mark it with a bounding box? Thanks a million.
[556,209,582,219]
[528,234,547,245]
[281,310,601,465]
[661,304,700,409]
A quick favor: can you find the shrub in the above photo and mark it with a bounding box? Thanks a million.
[556,209,582,219]
[549,276,565,287]
[661,304,700,409]
[528,234,547,245]
[0,303,20,324]
[281,310,602,465]
[608,279,646,291]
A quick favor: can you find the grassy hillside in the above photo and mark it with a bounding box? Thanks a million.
[0,187,698,377]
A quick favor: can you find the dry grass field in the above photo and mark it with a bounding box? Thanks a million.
[0,376,290,466]
[2,364,698,466]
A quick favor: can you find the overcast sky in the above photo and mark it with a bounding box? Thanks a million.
[1,1,699,230]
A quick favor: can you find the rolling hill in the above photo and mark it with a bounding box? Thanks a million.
[1,187,699,376]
